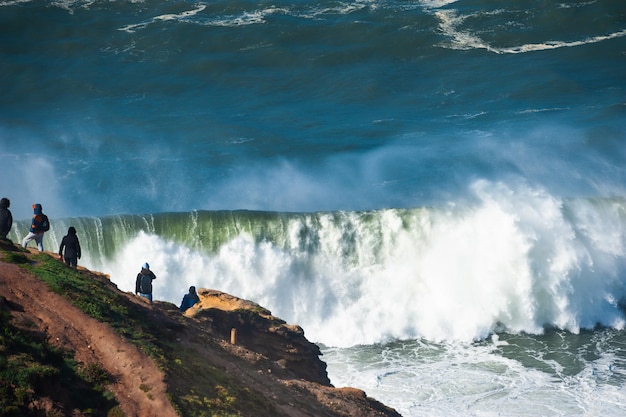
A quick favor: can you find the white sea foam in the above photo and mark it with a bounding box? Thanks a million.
[419,0,459,9]
[323,334,626,417]
[0,0,31,7]
[434,8,626,54]
[498,29,626,54]
[120,4,207,32]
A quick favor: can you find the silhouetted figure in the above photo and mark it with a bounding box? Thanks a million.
[59,226,81,268]
[0,198,12,240]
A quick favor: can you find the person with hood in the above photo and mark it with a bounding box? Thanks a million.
[22,203,50,251]
[135,262,157,303]
[0,197,12,240]
[179,286,200,313]
[59,226,81,268]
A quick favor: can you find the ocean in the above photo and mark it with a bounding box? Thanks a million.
[2,0,626,415]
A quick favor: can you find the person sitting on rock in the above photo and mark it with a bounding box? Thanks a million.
[180,286,200,313]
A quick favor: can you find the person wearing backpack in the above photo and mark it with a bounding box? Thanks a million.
[58,226,82,268]
[22,203,50,251]
[135,262,156,303]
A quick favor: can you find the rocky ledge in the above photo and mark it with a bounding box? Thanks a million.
[190,289,331,386]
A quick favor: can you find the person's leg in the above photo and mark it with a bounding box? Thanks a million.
[139,293,152,303]
[35,233,44,251]
[22,232,36,248]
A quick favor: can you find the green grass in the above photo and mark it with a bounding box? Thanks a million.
[167,343,277,417]
[26,253,168,362]
[0,295,119,416]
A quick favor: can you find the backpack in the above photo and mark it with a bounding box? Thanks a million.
[41,215,50,232]
[140,273,153,293]
[33,214,50,232]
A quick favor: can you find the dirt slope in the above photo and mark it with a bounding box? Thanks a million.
[0,256,177,417]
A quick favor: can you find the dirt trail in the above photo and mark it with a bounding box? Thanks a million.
[0,257,178,417]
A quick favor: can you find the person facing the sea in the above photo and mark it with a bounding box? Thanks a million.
[22,203,50,251]
[58,226,81,268]
[135,263,156,303]
[0,197,12,240]
[179,286,200,313]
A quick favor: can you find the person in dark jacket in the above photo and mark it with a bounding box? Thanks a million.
[0,197,12,240]
[22,203,49,251]
[179,286,200,313]
[59,226,81,268]
[135,263,157,303]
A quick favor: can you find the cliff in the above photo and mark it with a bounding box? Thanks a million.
[0,239,402,417]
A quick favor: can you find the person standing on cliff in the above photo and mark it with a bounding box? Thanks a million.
[59,226,81,268]
[179,286,200,313]
[0,197,12,240]
[22,203,50,251]
[135,263,156,303]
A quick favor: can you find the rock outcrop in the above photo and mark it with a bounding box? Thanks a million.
[189,289,330,385]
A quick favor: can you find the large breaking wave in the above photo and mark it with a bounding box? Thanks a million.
[11,182,626,347]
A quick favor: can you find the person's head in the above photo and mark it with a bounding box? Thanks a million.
[32,203,42,215]
[68,226,76,235]
[189,286,196,294]
[0,198,9,209]
[142,262,150,270]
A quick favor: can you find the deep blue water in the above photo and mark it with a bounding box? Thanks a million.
[2,1,626,416]
[2,0,625,219]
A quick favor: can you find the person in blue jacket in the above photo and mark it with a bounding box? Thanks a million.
[180,286,200,313]
[22,203,50,251]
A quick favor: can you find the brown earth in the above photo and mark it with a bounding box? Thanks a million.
[0,243,403,417]
[0,254,177,417]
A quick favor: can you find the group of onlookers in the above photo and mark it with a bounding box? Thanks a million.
[2,197,200,313]
[0,198,81,268]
